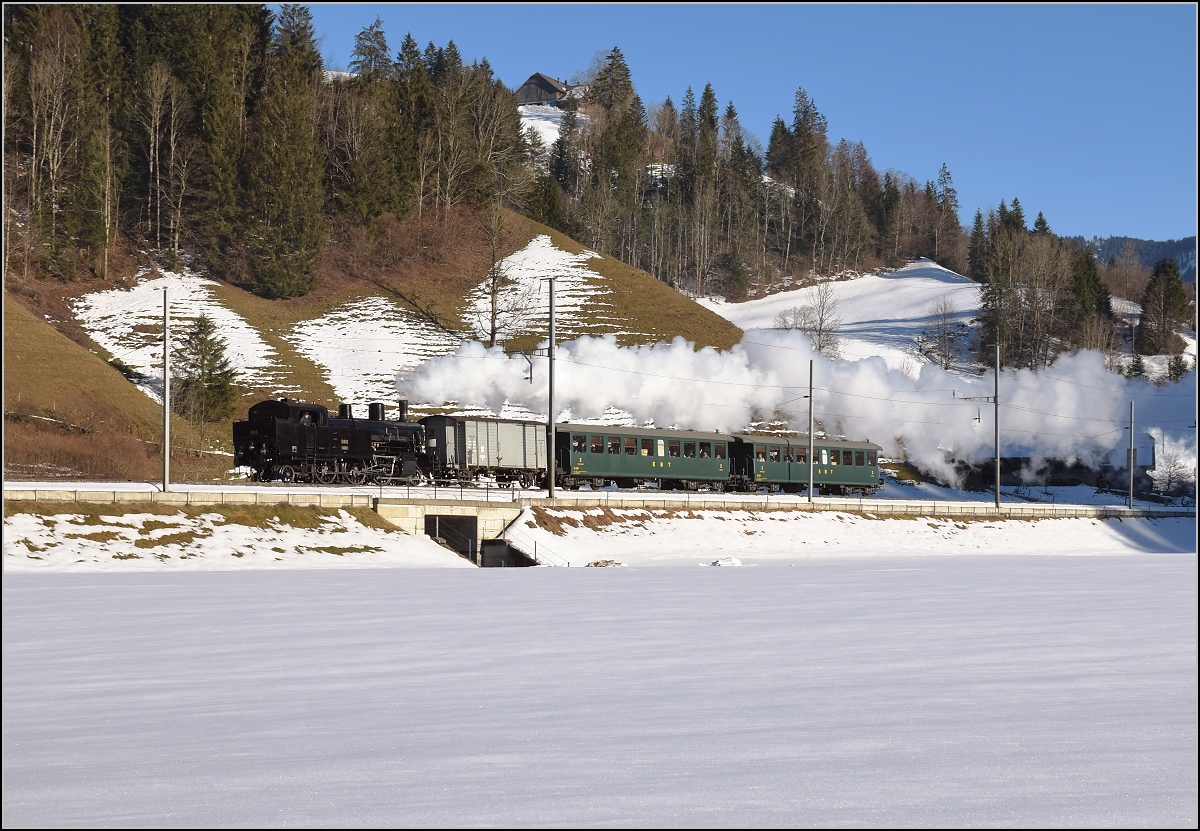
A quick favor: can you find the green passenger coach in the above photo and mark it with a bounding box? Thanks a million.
[555,424,736,490]
[554,423,883,495]
[729,434,882,496]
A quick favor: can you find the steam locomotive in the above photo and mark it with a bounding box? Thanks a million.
[233,398,884,495]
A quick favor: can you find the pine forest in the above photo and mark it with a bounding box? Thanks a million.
[3,4,1193,374]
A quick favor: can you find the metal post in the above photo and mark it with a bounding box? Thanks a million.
[163,288,170,493]
[808,359,814,503]
[994,342,1000,510]
[547,276,556,500]
[1128,400,1135,509]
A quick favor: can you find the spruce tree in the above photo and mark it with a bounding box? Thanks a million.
[243,5,325,298]
[967,209,987,282]
[1137,258,1189,354]
[172,315,237,423]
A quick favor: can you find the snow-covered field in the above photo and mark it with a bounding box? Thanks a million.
[699,260,980,371]
[4,557,1196,827]
[504,506,1196,568]
[3,506,473,572]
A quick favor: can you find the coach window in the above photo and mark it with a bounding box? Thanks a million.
[684,441,696,458]
[820,448,829,465]
[699,441,711,458]
[608,436,621,454]
[769,446,780,463]
[855,451,865,466]
[668,440,681,457]
[714,442,727,460]
[642,438,654,456]
[625,437,637,455]
[783,449,793,463]
[657,439,666,457]
[867,450,877,466]
[796,447,807,463]
[573,434,586,453]
[591,435,604,454]
[843,450,853,466]
[756,445,767,461]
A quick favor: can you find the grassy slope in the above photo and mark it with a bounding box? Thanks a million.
[3,297,226,481]
[502,212,744,352]
[5,205,743,481]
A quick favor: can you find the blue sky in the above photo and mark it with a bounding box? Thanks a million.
[296,3,1197,242]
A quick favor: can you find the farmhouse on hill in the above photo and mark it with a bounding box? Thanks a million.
[515,72,571,106]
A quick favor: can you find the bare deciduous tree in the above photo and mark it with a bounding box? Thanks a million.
[1150,449,1194,497]
[929,295,957,370]
[137,62,170,248]
[774,280,842,358]
[28,9,82,244]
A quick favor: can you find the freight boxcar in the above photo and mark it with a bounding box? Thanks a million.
[420,415,548,487]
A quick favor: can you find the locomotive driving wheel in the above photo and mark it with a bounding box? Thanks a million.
[313,463,336,484]
[345,464,367,485]
[276,464,296,483]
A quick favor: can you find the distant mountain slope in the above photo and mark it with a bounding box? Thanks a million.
[1067,235,1197,282]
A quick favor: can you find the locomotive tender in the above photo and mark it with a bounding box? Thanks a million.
[234,398,883,495]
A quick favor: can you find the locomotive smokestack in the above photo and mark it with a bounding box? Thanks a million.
[338,403,352,419]
[368,403,385,422]
[397,396,409,422]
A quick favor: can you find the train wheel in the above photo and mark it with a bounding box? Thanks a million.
[517,471,534,489]
[314,464,336,484]
[277,465,296,483]
[346,465,367,485]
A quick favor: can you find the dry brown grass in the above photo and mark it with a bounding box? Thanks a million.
[3,297,231,482]
[1,500,401,532]
[502,213,744,352]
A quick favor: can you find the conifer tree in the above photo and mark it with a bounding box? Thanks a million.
[967,209,987,282]
[349,16,390,78]
[172,314,237,424]
[243,4,325,297]
[1137,257,1189,355]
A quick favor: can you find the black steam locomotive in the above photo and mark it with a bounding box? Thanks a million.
[233,398,424,485]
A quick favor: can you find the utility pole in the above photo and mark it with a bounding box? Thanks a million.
[808,359,814,503]
[994,342,999,510]
[162,288,170,493]
[1128,400,1135,509]
[960,343,1000,509]
[547,276,556,500]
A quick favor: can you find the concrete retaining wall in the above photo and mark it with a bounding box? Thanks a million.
[373,498,523,540]
[5,487,1192,522]
[3,489,373,508]
[523,493,1196,520]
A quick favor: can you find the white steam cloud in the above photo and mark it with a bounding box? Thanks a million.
[401,332,1197,486]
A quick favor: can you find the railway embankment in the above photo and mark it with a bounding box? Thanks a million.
[3,485,1194,521]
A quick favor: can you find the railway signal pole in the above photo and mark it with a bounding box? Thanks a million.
[162,288,170,493]
[547,276,556,500]
[1128,400,1135,509]
[808,360,814,503]
[959,342,1000,509]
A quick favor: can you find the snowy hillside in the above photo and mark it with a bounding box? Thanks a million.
[699,259,980,372]
[67,242,1195,488]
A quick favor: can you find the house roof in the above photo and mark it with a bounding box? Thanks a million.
[524,72,568,93]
